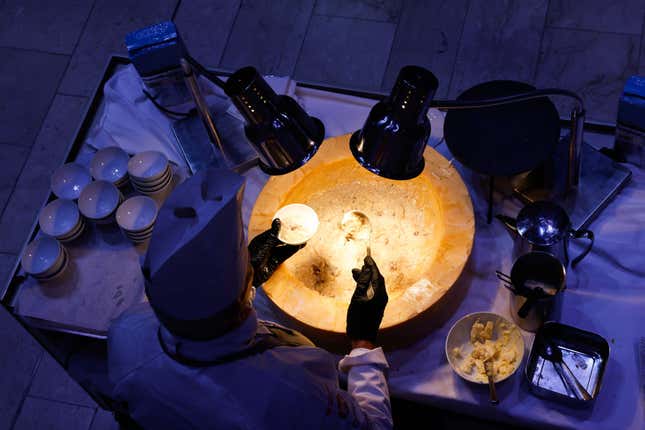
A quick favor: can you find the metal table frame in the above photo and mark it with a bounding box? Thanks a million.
[0,54,629,419]
[1,55,625,313]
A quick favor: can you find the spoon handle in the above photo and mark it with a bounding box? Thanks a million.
[485,361,499,405]
[487,375,499,405]
[554,361,592,401]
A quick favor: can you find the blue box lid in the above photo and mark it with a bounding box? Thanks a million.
[125,21,178,52]
[623,75,645,98]
[125,21,186,77]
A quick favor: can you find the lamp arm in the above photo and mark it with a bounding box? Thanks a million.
[184,54,228,89]
[179,58,228,162]
[433,87,586,194]
[430,88,583,111]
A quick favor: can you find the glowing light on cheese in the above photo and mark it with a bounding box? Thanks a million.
[274,203,319,245]
[249,134,474,334]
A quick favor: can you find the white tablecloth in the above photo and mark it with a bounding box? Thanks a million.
[246,86,644,430]
[21,66,643,429]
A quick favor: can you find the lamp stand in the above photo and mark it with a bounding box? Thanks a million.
[513,140,632,231]
[437,89,632,230]
[172,59,259,174]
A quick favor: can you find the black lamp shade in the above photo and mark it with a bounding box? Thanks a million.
[224,67,324,175]
[350,66,438,180]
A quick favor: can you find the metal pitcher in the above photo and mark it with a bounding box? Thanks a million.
[496,201,594,268]
[496,251,566,332]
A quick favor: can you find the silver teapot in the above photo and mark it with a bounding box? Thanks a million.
[497,201,594,268]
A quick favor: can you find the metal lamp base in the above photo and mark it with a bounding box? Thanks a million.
[513,143,632,230]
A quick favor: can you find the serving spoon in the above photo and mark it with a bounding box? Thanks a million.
[341,210,372,256]
[341,210,374,299]
[484,357,499,405]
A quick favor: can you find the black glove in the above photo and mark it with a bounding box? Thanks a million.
[248,218,304,286]
[346,256,388,343]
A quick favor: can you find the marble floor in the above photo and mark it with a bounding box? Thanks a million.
[0,0,642,429]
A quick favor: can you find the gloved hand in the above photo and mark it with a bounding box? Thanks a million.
[249,218,304,286]
[346,256,388,343]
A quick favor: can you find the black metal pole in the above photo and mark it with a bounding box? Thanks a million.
[488,176,495,224]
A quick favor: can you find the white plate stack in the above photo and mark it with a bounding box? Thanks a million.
[116,195,158,243]
[127,151,173,197]
[38,199,86,243]
[20,237,70,282]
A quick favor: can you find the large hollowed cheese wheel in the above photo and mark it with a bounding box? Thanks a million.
[249,134,474,337]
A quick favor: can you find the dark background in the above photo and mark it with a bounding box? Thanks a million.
[0,0,641,428]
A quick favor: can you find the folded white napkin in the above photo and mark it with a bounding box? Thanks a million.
[87,65,300,168]
[86,65,189,165]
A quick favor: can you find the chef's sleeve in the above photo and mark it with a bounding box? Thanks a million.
[338,347,393,430]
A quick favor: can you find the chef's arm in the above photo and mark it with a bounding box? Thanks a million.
[340,256,392,428]
[339,344,393,430]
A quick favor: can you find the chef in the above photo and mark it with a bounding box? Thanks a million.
[108,167,392,429]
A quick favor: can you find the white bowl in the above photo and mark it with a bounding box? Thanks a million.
[123,223,154,234]
[273,203,320,245]
[116,196,158,232]
[78,180,122,220]
[125,231,153,242]
[125,229,154,240]
[125,228,153,237]
[57,218,85,243]
[123,224,154,243]
[131,166,172,190]
[51,163,92,200]
[21,237,64,276]
[128,237,151,244]
[90,147,129,184]
[445,312,525,384]
[38,199,80,238]
[133,181,173,196]
[128,151,169,182]
[36,247,69,282]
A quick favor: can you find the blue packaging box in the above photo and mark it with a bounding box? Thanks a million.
[125,21,187,77]
[617,75,645,131]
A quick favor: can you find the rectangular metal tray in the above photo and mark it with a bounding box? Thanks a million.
[525,321,609,407]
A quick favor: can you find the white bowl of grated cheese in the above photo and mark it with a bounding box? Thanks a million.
[445,312,525,384]
[273,203,320,245]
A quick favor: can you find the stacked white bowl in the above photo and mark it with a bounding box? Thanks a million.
[127,151,173,196]
[116,196,158,243]
[51,163,92,200]
[20,236,69,282]
[38,199,85,243]
[78,180,123,224]
[90,146,129,187]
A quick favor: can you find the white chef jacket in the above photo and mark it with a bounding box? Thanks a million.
[108,303,392,429]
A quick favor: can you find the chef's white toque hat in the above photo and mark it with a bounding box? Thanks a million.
[143,167,251,340]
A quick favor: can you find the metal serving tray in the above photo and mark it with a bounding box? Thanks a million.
[525,321,609,407]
